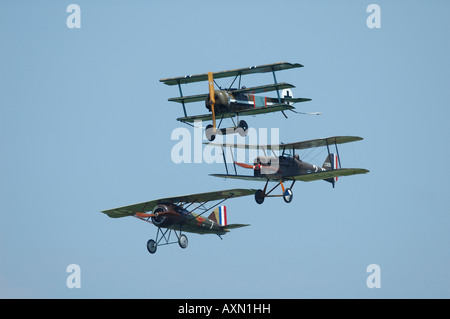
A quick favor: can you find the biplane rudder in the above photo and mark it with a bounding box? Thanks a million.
[208,206,227,226]
[322,153,339,187]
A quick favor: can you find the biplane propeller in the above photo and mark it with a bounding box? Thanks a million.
[207,136,369,204]
[101,188,256,254]
[160,62,318,141]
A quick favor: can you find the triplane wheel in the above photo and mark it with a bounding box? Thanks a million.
[236,120,249,137]
[178,234,188,249]
[147,239,157,254]
[205,124,216,141]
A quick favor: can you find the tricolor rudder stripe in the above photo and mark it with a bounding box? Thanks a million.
[218,206,227,226]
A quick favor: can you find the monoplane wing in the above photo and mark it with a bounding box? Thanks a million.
[102,188,256,218]
[160,62,303,86]
[177,104,295,123]
[207,136,363,150]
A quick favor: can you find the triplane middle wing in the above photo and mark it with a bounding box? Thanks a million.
[207,136,369,204]
[160,62,319,141]
[101,188,256,254]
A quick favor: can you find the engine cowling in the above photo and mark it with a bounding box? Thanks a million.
[205,90,231,112]
[151,204,175,227]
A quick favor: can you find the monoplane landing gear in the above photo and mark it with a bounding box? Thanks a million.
[178,234,188,249]
[147,239,157,254]
[254,180,295,204]
[146,227,188,254]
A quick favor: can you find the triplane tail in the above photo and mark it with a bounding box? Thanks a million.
[322,153,339,187]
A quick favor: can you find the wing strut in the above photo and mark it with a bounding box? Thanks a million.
[177,81,188,117]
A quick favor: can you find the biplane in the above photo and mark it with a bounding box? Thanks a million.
[101,188,256,254]
[160,62,317,141]
[207,136,369,204]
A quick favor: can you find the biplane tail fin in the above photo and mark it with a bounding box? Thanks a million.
[322,153,339,187]
[208,206,227,226]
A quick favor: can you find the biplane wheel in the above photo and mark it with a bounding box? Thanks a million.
[147,239,157,254]
[236,120,248,137]
[283,188,293,203]
[205,124,216,141]
[255,189,265,204]
[178,234,188,249]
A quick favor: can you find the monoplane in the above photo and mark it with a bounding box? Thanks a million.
[101,188,255,254]
[207,136,369,204]
[160,62,317,141]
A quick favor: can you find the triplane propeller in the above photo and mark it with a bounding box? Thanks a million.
[101,188,256,254]
[160,62,318,141]
[207,136,369,204]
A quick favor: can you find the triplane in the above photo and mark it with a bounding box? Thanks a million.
[208,136,369,204]
[160,62,318,141]
[102,188,256,254]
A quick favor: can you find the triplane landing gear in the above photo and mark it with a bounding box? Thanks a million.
[205,119,249,142]
[254,180,295,204]
[146,227,188,254]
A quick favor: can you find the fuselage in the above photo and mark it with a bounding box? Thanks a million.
[205,90,284,114]
[151,204,227,235]
[253,155,326,180]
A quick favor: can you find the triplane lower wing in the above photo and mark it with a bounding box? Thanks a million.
[101,188,256,254]
[207,136,369,204]
[160,62,318,141]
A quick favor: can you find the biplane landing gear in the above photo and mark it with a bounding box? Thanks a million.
[255,189,265,204]
[254,181,295,204]
[283,188,293,203]
[146,227,188,254]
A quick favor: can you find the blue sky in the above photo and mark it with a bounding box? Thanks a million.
[1,0,449,298]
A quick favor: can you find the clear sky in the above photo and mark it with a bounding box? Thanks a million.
[1,0,449,298]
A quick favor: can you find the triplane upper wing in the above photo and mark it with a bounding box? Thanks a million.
[159,62,303,86]
[101,188,256,254]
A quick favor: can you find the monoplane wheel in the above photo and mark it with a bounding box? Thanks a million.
[178,234,188,249]
[205,124,216,141]
[255,189,265,204]
[147,239,157,254]
[283,188,293,203]
[237,120,248,137]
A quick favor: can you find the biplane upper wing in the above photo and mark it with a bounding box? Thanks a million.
[207,136,363,150]
[160,62,303,86]
[177,104,295,123]
[101,188,256,218]
[210,168,369,182]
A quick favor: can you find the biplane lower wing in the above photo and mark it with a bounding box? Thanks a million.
[210,168,369,182]
[177,104,295,123]
[102,188,256,218]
